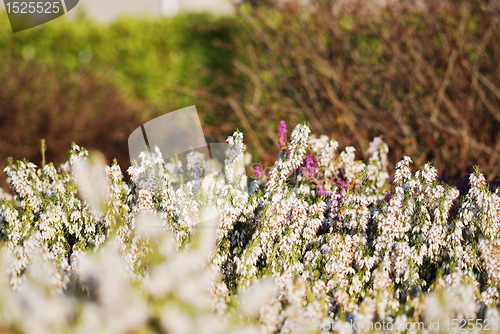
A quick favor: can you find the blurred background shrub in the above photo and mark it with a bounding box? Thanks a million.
[0,12,237,112]
[209,0,500,182]
[0,0,499,185]
[0,60,141,178]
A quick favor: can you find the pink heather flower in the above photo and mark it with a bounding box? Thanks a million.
[316,183,327,196]
[332,177,348,190]
[302,154,318,179]
[330,185,346,220]
[277,120,287,151]
[253,165,263,179]
[384,189,392,202]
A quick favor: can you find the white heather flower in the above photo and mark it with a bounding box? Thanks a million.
[339,146,364,184]
[338,194,369,232]
[73,152,110,218]
[394,156,413,184]
[478,239,500,284]
[266,124,310,193]
[76,241,148,334]
[310,135,339,175]
[260,295,282,334]
[0,188,12,201]
[161,306,193,334]
[225,131,246,186]
[8,231,43,290]
[5,161,43,213]
[366,136,389,171]
[484,307,500,332]
[481,287,499,306]
[239,277,276,317]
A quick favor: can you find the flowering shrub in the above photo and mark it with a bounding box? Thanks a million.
[0,123,499,333]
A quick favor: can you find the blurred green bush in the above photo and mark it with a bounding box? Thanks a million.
[0,12,238,114]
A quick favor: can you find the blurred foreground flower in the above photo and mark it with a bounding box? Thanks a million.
[0,124,498,333]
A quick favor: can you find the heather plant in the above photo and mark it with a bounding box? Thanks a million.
[0,122,498,333]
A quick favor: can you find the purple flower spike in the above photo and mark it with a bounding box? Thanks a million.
[330,185,346,220]
[317,183,327,196]
[335,179,349,190]
[277,120,287,151]
[384,189,392,202]
[253,165,263,178]
[302,154,318,179]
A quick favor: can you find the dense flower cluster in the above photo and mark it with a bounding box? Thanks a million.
[0,123,498,333]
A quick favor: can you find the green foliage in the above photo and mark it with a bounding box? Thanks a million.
[0,11,239,114]
[0,11,241,182]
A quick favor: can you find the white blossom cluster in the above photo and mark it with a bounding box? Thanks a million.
[0,124,498,333]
